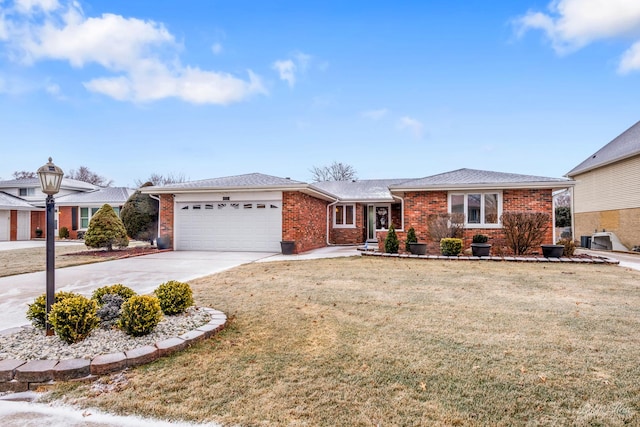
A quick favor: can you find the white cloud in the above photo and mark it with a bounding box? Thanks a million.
[272,59,296,87]
[211,42,223,55]
[0,0,265,103]
[619,40,640,73]
[361,108,389,120]
[397,116,424,139]
[515,0,640,72]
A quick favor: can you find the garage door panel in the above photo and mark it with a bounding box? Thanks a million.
[175,201,282,251]
[0,211,9,241]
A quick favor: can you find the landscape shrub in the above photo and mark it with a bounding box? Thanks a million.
[427,213,464,241]
[97,294,125,329]
[155,280,194,315]
[440,238,463,256]
[120,182,159,243]
[405,227,418,251]
[58,226,70,239]
[92,284,136,306]
[48,295,99,344]
[84,204,129,251]
[384,224,399,254]
[555,206,572,227]
[119,295,162,336]
[472,234,488,244]
[26,291,80,329]
[557,238,576,257]
[501,212,550,255]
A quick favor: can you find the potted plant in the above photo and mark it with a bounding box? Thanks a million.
[541,243,564,258]
[35,227,43,238]
[406,227,427,255]
[280,240,295,255]
[470,234,491,257]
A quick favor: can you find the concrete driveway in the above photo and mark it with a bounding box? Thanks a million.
[0,251,278,330]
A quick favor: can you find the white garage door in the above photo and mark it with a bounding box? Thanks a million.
[17,211,30,240]
[0,210,9,241]
[175,201,282,252]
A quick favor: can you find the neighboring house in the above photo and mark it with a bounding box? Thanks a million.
[143,169,573,254]
[567,120,640,250]
[0,178,133,241]
[55,187,136,239]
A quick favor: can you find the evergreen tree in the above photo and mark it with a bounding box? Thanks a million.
[85,204,129,251]
[120,182,159,243]
[384,223,400,254]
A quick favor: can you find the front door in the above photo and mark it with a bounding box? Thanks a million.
[366,204,391,241]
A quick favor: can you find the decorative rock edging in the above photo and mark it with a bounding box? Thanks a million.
[0,308,227,393]
[361,251,620,265]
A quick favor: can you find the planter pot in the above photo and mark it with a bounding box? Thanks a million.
[541,244,564,258]
[157,236,171,250]
[471,243,491,257]
[408,242,427,255]
[280,241,295,255]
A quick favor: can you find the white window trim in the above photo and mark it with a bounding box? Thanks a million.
[448,191,503,229]
[333,204,356,228]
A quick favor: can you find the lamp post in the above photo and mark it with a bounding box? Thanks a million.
[37,157,63,336]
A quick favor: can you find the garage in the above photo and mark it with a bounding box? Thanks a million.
[174,200,282,252]
[17,211,30,240]
[0,210,9,241]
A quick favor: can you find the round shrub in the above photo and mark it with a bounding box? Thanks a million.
[92,284,136,306]
[49,296,99,344]
[118,295,162,337]
[557,238,576,257]
[154,280,194,315]
[440,238,463,256]
[96,293,125,329]
[26,291,81,329]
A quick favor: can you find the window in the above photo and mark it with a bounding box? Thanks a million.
[19,188,35,196]
[334,204,355,228]
[80,207,104,229]
[449,192,501,227]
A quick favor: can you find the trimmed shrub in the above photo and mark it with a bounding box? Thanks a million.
[58,226,70,239]
[557,238,576,257]
[155,280,194,315]
[49,295,99,344]
[120,182,159,243]
[555,206,571,227]
[92,284,136,306]
[119,295,162,336]
[472,234,488,244]
[440,238,463,256]
[84,204,129,251]
[384,224,400,254]
[405,227,418,251]
[26,291,80,329]
[97,294,125,329]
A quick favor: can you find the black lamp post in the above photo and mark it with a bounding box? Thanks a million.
[37,157,63,336]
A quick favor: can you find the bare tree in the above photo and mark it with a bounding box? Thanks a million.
[310,162,357,182]
[135,172,187,187]
[12,171,37,179]
[501,212,550,255]
[427,213,465,241]
[65,166,113,187]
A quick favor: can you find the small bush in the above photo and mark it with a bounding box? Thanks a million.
[49,295,99,344]
[26,291,80,329]
[405,227,418,251]
[155,280,194,315]
[501,212,550,255]
[472,234,488,243]
[58,226,70,239]
[97,294,125,329]
[119,295,162,336]
[440,238,463,256]
[92,284,136,306]
[557,238,576,257]
[384,224,400,254]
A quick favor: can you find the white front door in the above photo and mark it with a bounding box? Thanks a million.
[367,204,391,241]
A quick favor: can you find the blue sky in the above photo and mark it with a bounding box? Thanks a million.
[1,0,639,187]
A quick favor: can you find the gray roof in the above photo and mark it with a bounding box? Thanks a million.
[390,168,572,190]
[0,191,39,210]
[143,173,308,192]
[0,178,98,191]
[312,179,411,201]
[55,187,135,205]
[567,120,640,176]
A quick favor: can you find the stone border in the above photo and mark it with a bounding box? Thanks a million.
[361,251,620,265]
[0,308,227,393]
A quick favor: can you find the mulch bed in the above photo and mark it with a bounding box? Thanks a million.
[63,246,162,258]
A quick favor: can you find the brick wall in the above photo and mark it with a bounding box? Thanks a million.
[58,206,75,239]
[503,188,554,249]
[329,203,366,245]
[31,211,45,238]
[282,191,328,253]
[159,194,175,249]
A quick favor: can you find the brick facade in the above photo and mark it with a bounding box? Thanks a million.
[159,194,175,249]
[31,211,45,238]
[329,203,366,245]
[282,191,328,254]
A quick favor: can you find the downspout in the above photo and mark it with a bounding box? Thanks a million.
[326,200,339,246]
[570,186,575,246]
[392,194,405,231]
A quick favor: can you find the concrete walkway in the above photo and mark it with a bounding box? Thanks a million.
[577,249,640,271]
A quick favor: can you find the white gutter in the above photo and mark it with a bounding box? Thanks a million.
[392,194,405,231]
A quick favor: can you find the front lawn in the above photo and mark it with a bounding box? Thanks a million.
[52,257,640,426]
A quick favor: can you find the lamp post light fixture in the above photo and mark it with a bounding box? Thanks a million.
[37,157,64,336]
